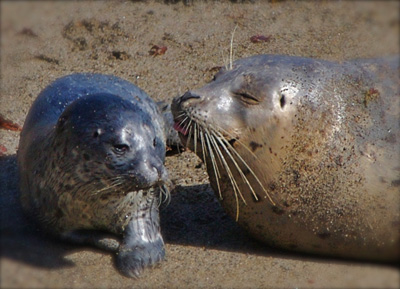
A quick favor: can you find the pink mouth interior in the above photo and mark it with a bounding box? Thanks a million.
[173,122,189,136]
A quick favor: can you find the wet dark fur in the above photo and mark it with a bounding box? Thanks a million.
[18,73,170,277]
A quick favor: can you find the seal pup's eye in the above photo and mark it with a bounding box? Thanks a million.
[113,144,130,154]
[235,92,260,105]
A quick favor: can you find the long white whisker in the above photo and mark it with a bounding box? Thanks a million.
[216,126,261,161]
[204,131,222,200]
[229,24,238,71]
[91,177,124,196]
[214,129,276,206]
[159,185,171,206]
[193,122,198,154]
[212,133,251,204]
[185,119,193,149]
[199,127,208,173]
[209,131,244,220]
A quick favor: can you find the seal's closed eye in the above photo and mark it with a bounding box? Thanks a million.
[234,91,260,105]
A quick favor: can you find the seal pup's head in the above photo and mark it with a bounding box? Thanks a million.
[54,93,169,194]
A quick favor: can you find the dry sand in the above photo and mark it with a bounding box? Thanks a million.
[1,1,399,288]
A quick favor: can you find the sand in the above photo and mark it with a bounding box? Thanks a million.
[1,1,399,288]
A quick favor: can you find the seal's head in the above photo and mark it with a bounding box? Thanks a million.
[54,93,168,192]
[172,55,312,210]
[174,55,308,136]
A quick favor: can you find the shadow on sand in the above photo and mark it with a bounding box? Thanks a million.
[0,153,279,271]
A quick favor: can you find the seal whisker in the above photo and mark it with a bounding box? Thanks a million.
[216,126,261,161]
[181,117,192,132]
[204,130,222,179]
[159,185,171,207]
[204,130,222,200]
[213,128,276,206]
[175,112,187,120]
[229,24,238,71]
[185,119,194,149]
[210,128,254,203]
[180,117,248,215]
[206,128,244,198]
[199,126,209,174]
[90,178,125,196]
[193,122,198,155]
[208,130,243,220]
[176,115,189,128]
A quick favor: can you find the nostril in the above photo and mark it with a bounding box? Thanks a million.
[147,161,164,180]
[180,91,201,104]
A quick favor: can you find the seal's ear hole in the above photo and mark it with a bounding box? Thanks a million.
[280,94,286,109]
[93,129,102,138]
[153,138,157,147]
[56,116,68,132]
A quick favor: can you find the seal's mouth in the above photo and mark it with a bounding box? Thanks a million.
[173,122,189,136]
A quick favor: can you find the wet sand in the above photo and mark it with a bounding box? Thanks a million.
[1,1,399,288]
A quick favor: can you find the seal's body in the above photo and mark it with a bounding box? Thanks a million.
[18,73,169,277]
[172,55,400,261]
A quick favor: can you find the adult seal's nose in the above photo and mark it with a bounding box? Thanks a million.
[179,91,201,105]
[171,91,201,113]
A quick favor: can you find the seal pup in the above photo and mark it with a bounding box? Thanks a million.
[18,73,170,277]
[172,54,400,261]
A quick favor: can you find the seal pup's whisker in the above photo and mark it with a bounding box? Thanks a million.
[158,185,171,207]
[90,179,122,196]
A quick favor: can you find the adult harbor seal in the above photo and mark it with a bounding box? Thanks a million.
[172,54,400,261]
[17,73,170,277]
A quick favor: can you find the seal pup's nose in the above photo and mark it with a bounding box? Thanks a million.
[142,155,168,185]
